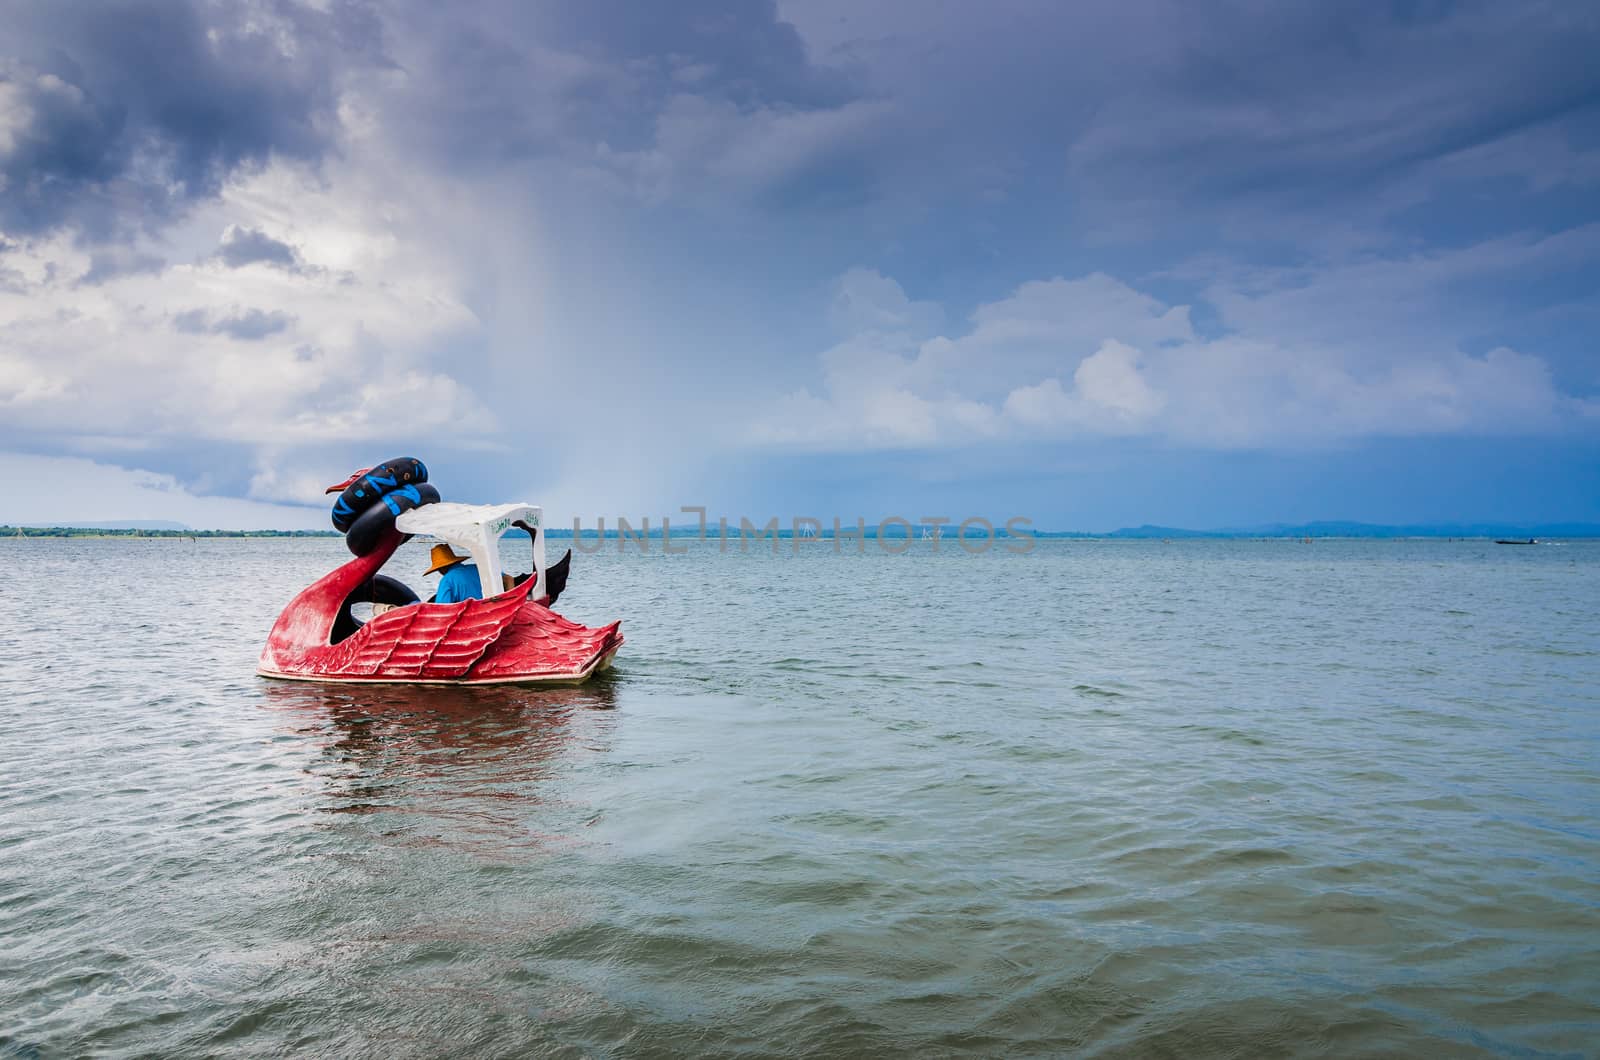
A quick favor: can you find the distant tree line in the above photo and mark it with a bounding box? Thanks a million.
[2,526,340,538]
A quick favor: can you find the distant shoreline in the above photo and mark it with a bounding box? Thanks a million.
[1,526,340,539]
[4,525,1596,542]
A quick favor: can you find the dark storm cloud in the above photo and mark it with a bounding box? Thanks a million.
[384,0,862,170]
[771,0,1600,235]
[1075,3,1600,194]
[5,0,1593,239]
[172,307,294,340]
[1056,1,1600,209]
[0,0,383,238]
[214,225,301,270]
[537,0,846,108]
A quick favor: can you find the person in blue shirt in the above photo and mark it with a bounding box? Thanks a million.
[425,543,484,603]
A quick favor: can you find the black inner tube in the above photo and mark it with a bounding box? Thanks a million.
[330,457,428,532]
[330,574,420,644]
[345,483,441,556]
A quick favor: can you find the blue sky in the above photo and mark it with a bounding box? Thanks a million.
[1,0,1596,530]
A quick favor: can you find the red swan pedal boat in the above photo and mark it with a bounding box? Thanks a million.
[258,502,622,685]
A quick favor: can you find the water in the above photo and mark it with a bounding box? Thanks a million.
[2,536,1597,1057]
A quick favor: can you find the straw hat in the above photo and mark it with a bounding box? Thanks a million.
[424,543,467,575]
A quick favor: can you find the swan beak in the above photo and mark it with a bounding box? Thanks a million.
[324,467,372,494]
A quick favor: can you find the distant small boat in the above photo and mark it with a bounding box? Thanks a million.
[1494,538,1537,545]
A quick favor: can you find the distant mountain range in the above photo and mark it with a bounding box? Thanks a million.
[1055,521,1600,539]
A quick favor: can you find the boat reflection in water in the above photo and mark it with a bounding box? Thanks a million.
[260,676,620,860]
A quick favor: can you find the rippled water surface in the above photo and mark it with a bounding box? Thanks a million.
[3,537,1598,1057]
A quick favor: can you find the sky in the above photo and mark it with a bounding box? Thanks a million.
[1,0,1597,531]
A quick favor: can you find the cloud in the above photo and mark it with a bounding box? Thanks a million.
[759,258,1596,450]
[78,249,165,286]
[607,95,897,208]
[172,306,294,341]
[540,0,846,109]
[364,0,887,212]
[213,225,301,270]
[0,0,379,236]
[247,454,357,508]
[7,0,1587,241]
[0,161,490,460]
[1056,3,1600,237]
[1006,341,1164,430]
[0,451,324,530]
[773,0,1600,244]
[963,275,1193,375]
[828,267,942,336]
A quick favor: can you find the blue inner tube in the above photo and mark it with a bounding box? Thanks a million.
[346,482,441,556]
[331,457,428,532]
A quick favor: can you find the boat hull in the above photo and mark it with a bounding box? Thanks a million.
[257,641,620,686]
[257,528,622,685]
